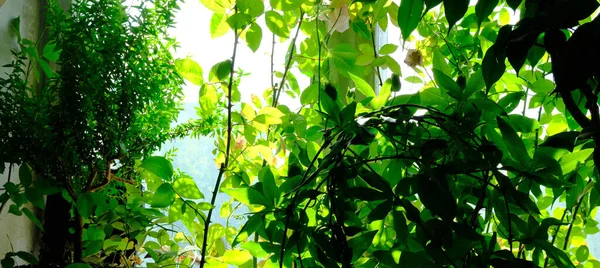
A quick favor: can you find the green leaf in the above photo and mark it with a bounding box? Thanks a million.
[541,131,580,152]
[173,177,204,199]
[405,76,423,84]
[393,210,409,246]
[397,0,424,41]
[373,78,392,108]
[559,149,593,175]
[227,13,252,29]
[347,187,387,201]
[224,250,253,265]
[233,213,263,246]
[19,164,32,188]
[25,187,44,209]
[347,231,377,262]
[379,44,398,54]
[425,0,443,12]
[433,69,462,99]
[42,42,61,62]
[238,0,265,17]
[175,58,204,86]
[531,79,554,95]
[349,73,375,98]
[200,0,234,13]
[140,156,174,181]
[22,207,43,231]
[15,251,38,265]
[498,91,525,113]
[264,11,289,38]
[506,0,521,10]
[497,117,531,166]
[210,13,230,38]
[475,0,498,26]
[255,107,285,125]
[400,251,434,267]
[482,44,506,91]
[210,60,232,81]
[241,241,269,258]
[199,84,218,117]
[416,175,457,222]
[576,245,590,262]
[270,0,302,11]
[352,21,372,40]
[259,166,278,207]
[246,22,262,52]
[222,187,270,207]
[152,183,176,208]
[367,200,393,221]
[1,257,15,268]
[65,264,93,268]
[432,48,452,76]
[534,239,576,268]
[443,0,469,32]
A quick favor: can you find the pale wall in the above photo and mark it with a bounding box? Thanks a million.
[0,0,48,264]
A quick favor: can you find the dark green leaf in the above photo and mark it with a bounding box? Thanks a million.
[541,132,581,152]
[398,0,424,41]
[498,91,525,113]
[506,0,521,10]
[25,187,44,209]
[339,102,357,126]
[424,0,443,13]
[347,187,387,201]
[475,0,498,26]
[416,176,456,222]
[367,200,393,221]
[1,257,15,268]
[482,45,506,91]
[19,164,32,188]
[347,231,377,262]
[65,264,93,268]
[233,213,263,246]
[534,239,576,268]
[259,166,278,207]
[15,251,38,265]
[222,186,270,207]
[497,117,531,166]
[400,251,434,268]
[443,0,469,32]
[151,183,176,208]
[394,210,409,246]
[433,69,462,99]
[22,207,43,231]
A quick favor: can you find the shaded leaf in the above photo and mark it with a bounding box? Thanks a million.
[497,117,531,166]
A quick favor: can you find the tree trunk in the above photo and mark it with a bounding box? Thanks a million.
[38,193,72,267]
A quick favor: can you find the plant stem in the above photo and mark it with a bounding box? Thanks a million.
[199,28,239,268]
[272,11,304,107]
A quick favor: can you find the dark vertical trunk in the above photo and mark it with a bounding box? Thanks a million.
[39,193,72,266]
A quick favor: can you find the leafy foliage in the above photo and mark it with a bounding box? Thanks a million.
[2,0,600,267]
